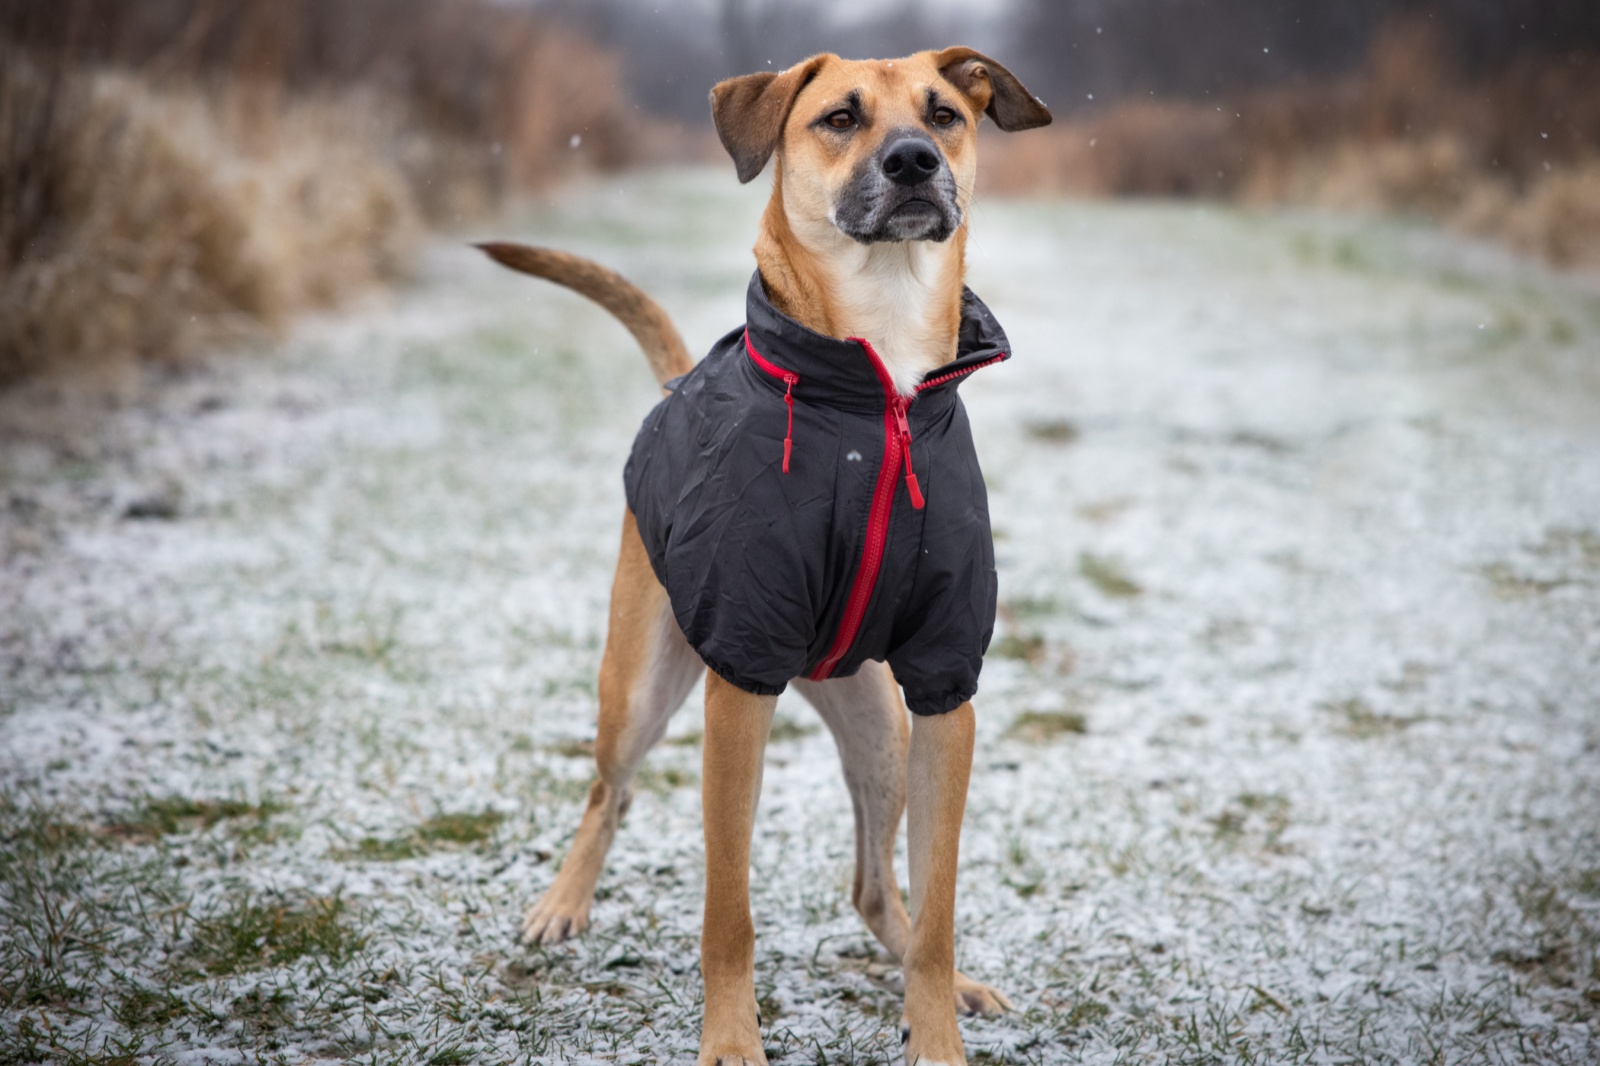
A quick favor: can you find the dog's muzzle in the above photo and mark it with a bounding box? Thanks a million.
[833,130,961,244]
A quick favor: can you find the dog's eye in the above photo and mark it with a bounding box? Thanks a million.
[825,110,856,131]
[932,107,958,127]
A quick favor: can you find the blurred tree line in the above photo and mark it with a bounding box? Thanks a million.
[536,0,996,124]
[1013,0,1600,109]
[538,0,1600,122]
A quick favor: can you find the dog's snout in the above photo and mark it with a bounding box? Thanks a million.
[836,128,961,243]
[881,136,941,186]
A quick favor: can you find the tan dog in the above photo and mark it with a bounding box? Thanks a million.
[482,48,1049,1066]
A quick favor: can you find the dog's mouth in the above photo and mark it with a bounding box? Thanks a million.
[890,199,939,217]
[874,194,956,242]
[836,189,960,244]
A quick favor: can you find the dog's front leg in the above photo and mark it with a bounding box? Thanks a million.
[698,672,776,1066]
[901,701,975,1066]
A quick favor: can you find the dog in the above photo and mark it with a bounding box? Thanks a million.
[480,48,1050,1066]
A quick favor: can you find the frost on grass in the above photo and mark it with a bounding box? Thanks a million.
[3,170,1599,1064]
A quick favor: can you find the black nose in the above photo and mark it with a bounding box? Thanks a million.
[881,136,941,186]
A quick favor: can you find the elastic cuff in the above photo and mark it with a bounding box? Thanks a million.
[904,687,974,716]
[700,654,787,698]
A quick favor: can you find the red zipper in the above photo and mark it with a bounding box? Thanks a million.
[809,336,916,680]
[915,353,1005,393]
[762,335,1004,682]
[744,330,799,473]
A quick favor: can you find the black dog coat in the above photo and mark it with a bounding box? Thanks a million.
[624,272,1009,716]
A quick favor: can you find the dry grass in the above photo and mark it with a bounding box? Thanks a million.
[0,54,421,384]
[982,17,1600,270]
[1466,160,1600,270]
[981,100,1240,199]
[0,0,641,387]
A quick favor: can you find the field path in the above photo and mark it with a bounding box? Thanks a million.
[3,169,1599,1064]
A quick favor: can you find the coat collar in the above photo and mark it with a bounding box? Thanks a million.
[743,271,1009,411]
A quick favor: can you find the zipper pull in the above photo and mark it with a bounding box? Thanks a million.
[781,375,797,474]
[904,465,924,509]
[892,399,925,509]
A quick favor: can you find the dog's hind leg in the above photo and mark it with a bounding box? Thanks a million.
[793,664,1012,1019]
[520,509,704,946]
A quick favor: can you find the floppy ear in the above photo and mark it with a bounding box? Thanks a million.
[934,47,1052,132]
[710,55,831,183]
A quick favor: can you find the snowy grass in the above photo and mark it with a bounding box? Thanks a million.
[3,168,1599,1064]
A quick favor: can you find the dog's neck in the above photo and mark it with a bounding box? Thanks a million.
[754,170,967,397]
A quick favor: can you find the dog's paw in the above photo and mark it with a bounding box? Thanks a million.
[697,1034,767,1066]
[952,970,1013,1017]
[518,891,591,946]
[698,996,767,1066]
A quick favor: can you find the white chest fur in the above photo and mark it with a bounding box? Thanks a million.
[828,241,956,396]
[788,194,964,397]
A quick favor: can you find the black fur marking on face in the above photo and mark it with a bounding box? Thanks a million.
[830,126,961,244]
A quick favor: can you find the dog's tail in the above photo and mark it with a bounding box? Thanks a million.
[475,242,694,387]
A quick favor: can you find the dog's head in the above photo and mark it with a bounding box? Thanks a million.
[711,49,1051,245]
